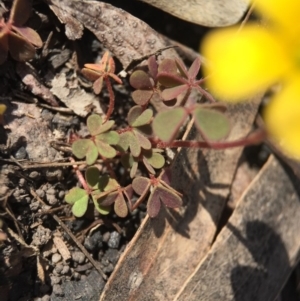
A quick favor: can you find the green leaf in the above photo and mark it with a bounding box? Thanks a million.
[193,107,230,141]
[95,140,117,158]
[134,130,151,150]
[87,114,103,136]
[98,175,119,192]
[72,139,98,165]
[144,151,165,169]
[128,132,141,157]
[153,107,187,142]
[65,187,88,205]
[132,109,153,127]
[72,196,89,217]
[128,106,153,127]
[96,131,119,145]
[117,132,131,152]
[130,70,153,89]
[85,166,100,189]
[98,120,115,134]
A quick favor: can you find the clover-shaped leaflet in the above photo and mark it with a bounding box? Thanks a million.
[121,148,165,178]
[65,166,110,217]
[132,173,182,218]
[72,114,119,165]
[117,105,153,157]
[157,57,215,103]
[0,0,43,64]
[92,175,133,218]
[129,56,162,106]
[152,105,230,143]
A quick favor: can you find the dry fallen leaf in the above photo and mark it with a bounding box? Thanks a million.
[46,0,178,68]
[138,0,250,27]
[100,97,262,301]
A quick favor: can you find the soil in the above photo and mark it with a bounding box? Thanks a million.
[0,1,299,301]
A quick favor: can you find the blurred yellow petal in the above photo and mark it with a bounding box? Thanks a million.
[254,0,300,40]
[264,77,300,158]
[201,25,291,101]
[0,104,6,115]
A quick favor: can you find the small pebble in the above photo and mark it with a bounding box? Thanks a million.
[19,178,26,187]
[50,275,61,285]
[61,265,70,275]
[47,195,58,205]
[52,284,63,296]
[102,232,110,243]
[51,253,62,264]
[29,201,40,211]
[107,231,121,249]
[103,263,114,274]
[14,146,27,159]
[72,251,85,264]
[105,248,120,264]
[46,188,56,195]
[29,171,40,180]
[58,191,65,199]
[73,272,81,280]
[36,189,45,199]
[55,263,64,273]
[84,231,103,252]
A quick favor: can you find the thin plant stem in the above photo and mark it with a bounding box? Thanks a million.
[104,77,115,122]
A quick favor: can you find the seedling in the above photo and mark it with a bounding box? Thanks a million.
[157,57,215,103]
[72,114,119,164]
[82,51,123,121]
[132,171,182,218]
[117,105,153,157]
[129,56,161,106]
[0,0,42,64]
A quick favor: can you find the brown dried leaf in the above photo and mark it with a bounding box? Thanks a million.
[137,0,250,27]
[100,96,262,301]
[47,0,178,68]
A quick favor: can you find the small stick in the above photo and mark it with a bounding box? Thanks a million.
[52,214,107,280]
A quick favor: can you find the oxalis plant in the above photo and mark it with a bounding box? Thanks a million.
[65,53,261,218]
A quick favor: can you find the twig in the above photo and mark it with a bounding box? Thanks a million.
[52,214,107,280]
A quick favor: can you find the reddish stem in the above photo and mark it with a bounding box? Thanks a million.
[104,77,115,122]
[156,128,266,150]
[69,157,91,194]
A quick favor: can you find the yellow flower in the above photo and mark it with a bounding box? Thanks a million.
[201,0,300,158]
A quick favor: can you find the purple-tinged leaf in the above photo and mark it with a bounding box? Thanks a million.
[100,191,118,206]
[13,26,43,47]
[85,166,100,189]
[157,72,187,87]
[98,120,115,134]
[131,108,153,127]
[0,33,8,65]
[93,76,104,94]
[132,177,150,195]
[123,185,133,203]
[158,58,177,75]
[8,32,35,62]
[175,58,189,79]
[130,70,152,89]
[193,107,230,141]
[188,57,201,79]
[147,188,161,218]
[114,194,128,218]
[108,72,123,85]
[93,196,111,215]
[65,187,88,205]
[134,130,151,150]
[87,114,103,136]
[160,168,172,186]
[153,107,187,142]
[132,90,153,106]
[157,185,182,208]
[10,0,31,26]
[129,136,141,157]
[161,85,188,101]
[148,56,158,79]
[95,140,117,158]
